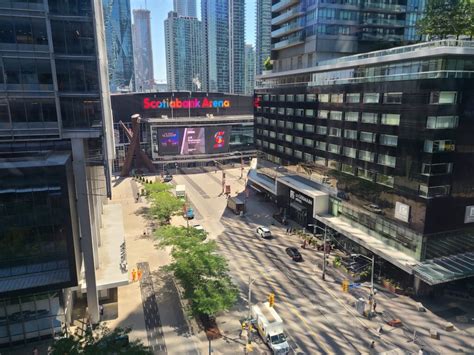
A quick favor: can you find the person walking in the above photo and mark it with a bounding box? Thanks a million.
[131,268,137,282]
[373,300,377,313]
[370,341,375,349]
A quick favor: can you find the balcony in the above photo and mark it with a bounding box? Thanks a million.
[272,33,304,50]
[272,20,304,38]
[362,18,406,27]
[362,2,406,12]
[272,0,300,13]
[272,5,304,26]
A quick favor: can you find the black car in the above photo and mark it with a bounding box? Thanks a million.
[163,175,173,183]
[285,247,303,262]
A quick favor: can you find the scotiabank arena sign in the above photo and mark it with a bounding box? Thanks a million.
[143,97,231,110]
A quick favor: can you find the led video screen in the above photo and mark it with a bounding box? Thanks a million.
[156,126,230,156]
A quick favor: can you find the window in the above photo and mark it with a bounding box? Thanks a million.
[346,93,360,103]
[270,107,277,114]
[277,120,284,127]
[426,116,458,129]
[330,93,344,103]
[295,109,304,117]
[376,173,394,187]
[304,153,313,162]
[380,134,398,147]
[421,163,453,176]
[328,144,340,154]
[263,94,269,101]
[294,150,303,159]
[378,154,396,167]
[358,150,374,162]
[269,131,276,138]
[305,124,314,132]
[344,129,357,140]
[361,113,378,124]
[363,93,379,103]
[315,141,327,151]
[419,185,450,198]
[269,143,276,150]
[296,94,305,102]
[277,132,284,140]
[318,93,329,102]
[343,146,356,158]
[295,122,304,130]
[383,92,402,104]
[304,138,313,147]
[51,20,95,55]
[316,125,327,135]
[330,111,342,120]
[430,91,457,104]
[278,107,285,115]
[381,113,400,126]
[49,0,92,16]
[263,118,269,125]
[345,112,358,122]
[341,164,354,174]
[318,110,329,119]
[424,140,455,153]
[360,131,376,143]
[285,121,294,129]
[278,95,285,101]
[286,108,294,115]
[277,145,284,152]
[305,109,315,117]
[329,127,341,137]
[295,136,303,145]
[270,95,276,101]
[286,94,294,102]
[263,129,269,136]
[285,134,293,143]
[263,141,269,148]
[285,147,293,155]
[60,97,101,128]
[306,94,316,102]
[357,168,375,181]
[269,119,276,126]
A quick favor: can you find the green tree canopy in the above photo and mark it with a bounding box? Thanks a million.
[50,325,151,355]
[154,225,238,317]
[417,0,474,39]
[148,191,184,224]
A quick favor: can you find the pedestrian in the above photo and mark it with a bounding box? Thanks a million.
[32,347,39,355]
[418,346,424,355]
[99,304,104,317]
[370,341,375,349]
[137,268,143,281]
[286,227,289,234]
[131,268,137,282]
[373,300,377,313]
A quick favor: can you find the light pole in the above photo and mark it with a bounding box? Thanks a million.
[308,224,329,280]
[351,253,375,297]
[247,268,275,320]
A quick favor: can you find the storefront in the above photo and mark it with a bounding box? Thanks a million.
[288,189,314,227]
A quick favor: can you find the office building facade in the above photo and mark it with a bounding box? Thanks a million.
[256,0,272,75]
[244,44,255,95]
[103,0,135,92]
[0,0,124,346]
[270,0,425,72]
[253,41,474,289]
[201,0,245,94]
[132,9,154,91]
[174,0,197,17]
[165,11,203,92]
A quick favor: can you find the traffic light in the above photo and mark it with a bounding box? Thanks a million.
[342,280,349,293]
[268,293,275,307]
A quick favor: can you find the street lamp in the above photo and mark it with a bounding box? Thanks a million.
[351,253,375,297]
[308,224,329,281]
[247,268,275,320]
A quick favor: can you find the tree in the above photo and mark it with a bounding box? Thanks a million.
[263,56,273,71]
[154,226,239,317]
[50,325,151,355]
[148,191,183,224]
[144,181,172,194]
[417,0,474,39]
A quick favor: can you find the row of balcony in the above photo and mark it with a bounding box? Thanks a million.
[272,32,305,50]
[272,0,300,13]
[272,5,305,26]
[272,20,304,38]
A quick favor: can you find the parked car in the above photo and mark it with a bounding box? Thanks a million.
[163,174,173,183]
[256,226,272,238]
[285,247,303,262]
[365,204,383,214]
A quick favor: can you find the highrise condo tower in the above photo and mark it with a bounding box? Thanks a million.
[132,9,154,91]
[174,0,197,17]
[256,0,271,75]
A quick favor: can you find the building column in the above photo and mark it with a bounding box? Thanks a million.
[71,138,100,324]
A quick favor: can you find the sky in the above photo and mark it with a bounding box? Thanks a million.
[130,0,256,82]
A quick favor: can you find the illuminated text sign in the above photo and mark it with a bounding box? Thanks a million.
[143,97,231,110]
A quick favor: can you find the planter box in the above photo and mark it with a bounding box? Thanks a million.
[262,70,272,75]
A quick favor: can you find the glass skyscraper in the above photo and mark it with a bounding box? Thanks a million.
[165,11,203,91]
[0,0,118,345]
[256,0,272,75]
[201,0,245,94]
[174,0,197,17]
[132,9,154,91]
[244,44,255,95]
[103,0,135,92]
[270,0,426,72]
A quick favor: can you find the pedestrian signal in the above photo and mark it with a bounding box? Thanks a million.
[342,280,349,292]
[268,293,275,307]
